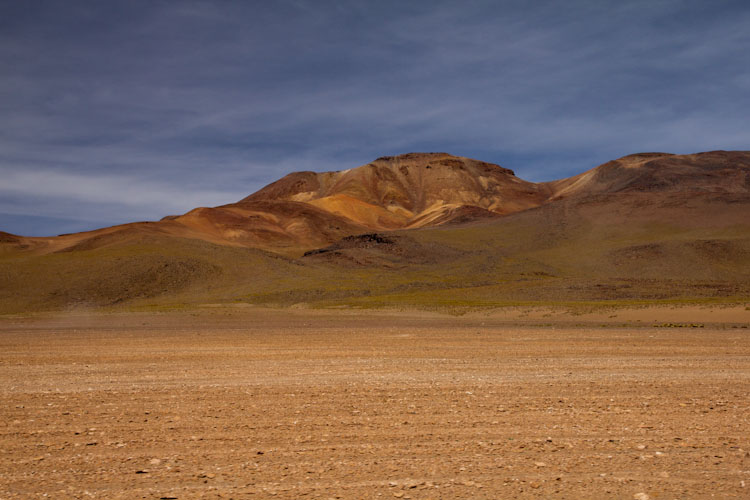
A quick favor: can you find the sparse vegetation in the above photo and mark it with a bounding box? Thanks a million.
[1,151,749,314]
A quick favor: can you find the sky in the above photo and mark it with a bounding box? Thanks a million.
[1,0,749,236]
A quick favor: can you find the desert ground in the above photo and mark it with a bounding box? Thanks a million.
[1,306,749,499]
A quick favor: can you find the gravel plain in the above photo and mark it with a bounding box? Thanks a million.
[1,309,749,499]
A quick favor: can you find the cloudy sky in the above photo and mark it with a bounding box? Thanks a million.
[1,0,749,236]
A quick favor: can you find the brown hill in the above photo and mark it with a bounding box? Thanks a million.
[12,150,749,257]
[7,152,555,255]
[1,150,749,313]
[547,150,750,200]
[242,152,550,228]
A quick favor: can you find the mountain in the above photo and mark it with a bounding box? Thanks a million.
[242,152,550,228]
[5,153,555,255]
[9,150,750,256]
[1,150,749,313]
[547,150,750,200]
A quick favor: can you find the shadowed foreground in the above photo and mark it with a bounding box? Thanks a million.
[1,309,749,499]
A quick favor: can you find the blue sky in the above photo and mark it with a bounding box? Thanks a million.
[1,0,749,236]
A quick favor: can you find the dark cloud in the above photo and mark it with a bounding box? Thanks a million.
[1,0,748,235]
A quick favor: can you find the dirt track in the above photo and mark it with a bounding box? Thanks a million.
[1,309,749,499]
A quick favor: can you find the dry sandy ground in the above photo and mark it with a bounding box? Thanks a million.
[1,307,749,499]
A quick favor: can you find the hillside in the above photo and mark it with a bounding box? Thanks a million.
[242,152,550,228]
[1,150,749,313]
[4,153,552,255]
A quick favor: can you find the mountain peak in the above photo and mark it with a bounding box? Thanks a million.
[370,152,515,176]
[238,152,535,234]
[374,152,453,162]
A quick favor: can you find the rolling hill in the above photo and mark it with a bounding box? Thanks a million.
[1,150,749,313]
[4,153,554,255]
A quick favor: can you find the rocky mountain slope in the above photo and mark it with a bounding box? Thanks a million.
[1,150,749,312]
[5,152,557,254]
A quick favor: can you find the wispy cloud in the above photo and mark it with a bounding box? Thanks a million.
[0,168,245,216]
[1,0,749,235]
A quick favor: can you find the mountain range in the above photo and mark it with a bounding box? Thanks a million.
[1,150,749,313]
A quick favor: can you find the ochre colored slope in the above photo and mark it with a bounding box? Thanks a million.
[546,150,750,200]
[3,152,553,254]
[168,200,369,250]
[2,150,750,313]
[3,150,750,258]
[165,152,554,249]
[244,152,551,228]
[165,149,750,253]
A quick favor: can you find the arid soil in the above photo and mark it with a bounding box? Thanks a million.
[1,308,749,499]
[3,152,749,314]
